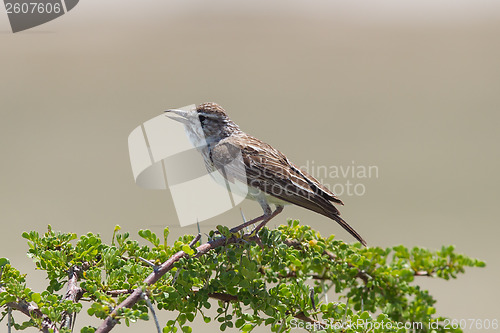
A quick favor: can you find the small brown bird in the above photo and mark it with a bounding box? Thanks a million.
[165,103,366,246]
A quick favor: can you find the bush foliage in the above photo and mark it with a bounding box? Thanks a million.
[0,221,486,332]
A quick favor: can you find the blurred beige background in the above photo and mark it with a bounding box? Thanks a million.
[1,0,499,331]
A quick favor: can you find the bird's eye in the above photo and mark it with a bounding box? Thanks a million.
[198,114,207,123]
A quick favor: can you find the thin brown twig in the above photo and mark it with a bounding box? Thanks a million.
[294,311,329,327]
[105,287,326,327]
[61,266,84,330]
[106,289,134,297]
[95,209,286,333]
[283,239,435,284]
[195,290,328,328]
[2,286,59,333]
[3,265,83,333]
[95,225,334,333]
[95,232,254,333]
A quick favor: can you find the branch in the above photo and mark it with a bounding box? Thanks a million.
[283,239,438,285]
[96,231,370,332]
[2,266,84,333]
[103,281,329,329]
[294,311,329,328]
[61,266,84,330]
[196,290,329,328]
[95,233,252,333]
[1,287,59,333]
[106,289,134,297]
[283,239,371,284]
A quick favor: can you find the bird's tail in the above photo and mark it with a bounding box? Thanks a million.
[329,213,367,247]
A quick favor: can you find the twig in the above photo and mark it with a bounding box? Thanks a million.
[71,312,77,333]
[240,208,247,223]
[309,287,316,311]
[343,298,349,322]
[93,210,285,332]
[319,281,333,303]
[142,293,161,333]
[2,285,59,333]
[254,206,284,233]
[172,267,181,285]
[284,239,371,284]
[7,306,11,333]
[230,206,282,233]
[189,234,201,247]
[95,232,255,333]
[106,289,134,297]
[139,257,156,268]
[61,266,84,330]
[193,289,328,328]
[294,311,329,328]
[196,221,202,243]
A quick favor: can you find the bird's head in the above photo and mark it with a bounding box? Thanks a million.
[165,103,240,147]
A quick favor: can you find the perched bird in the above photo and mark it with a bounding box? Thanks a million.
[165,103,366,246]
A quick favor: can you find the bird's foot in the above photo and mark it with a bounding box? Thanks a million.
[230,214,267,234]
[252,205,284,234]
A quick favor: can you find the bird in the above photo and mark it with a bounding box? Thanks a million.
[164,102,366,246]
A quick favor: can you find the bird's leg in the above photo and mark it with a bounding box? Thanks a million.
[253,205,284,233]
[230,214,267,233]
[230,197,272,233]
[212,211,261,238]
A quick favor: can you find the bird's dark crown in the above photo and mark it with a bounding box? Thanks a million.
[196,102,241,139]
[196,102,228,118]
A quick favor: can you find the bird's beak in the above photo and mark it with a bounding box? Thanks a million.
[164,109,190,124]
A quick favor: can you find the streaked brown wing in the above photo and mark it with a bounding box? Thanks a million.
[243,136,342,203]
[211,134,367,246]
[217,135,342,215]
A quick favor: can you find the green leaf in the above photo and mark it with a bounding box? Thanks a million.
[2,223,486,333]
[32,293,41,303]
[235,318,245,328]
[0,258,10,267]
[241,323,255,332]
[182,245,195,256]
